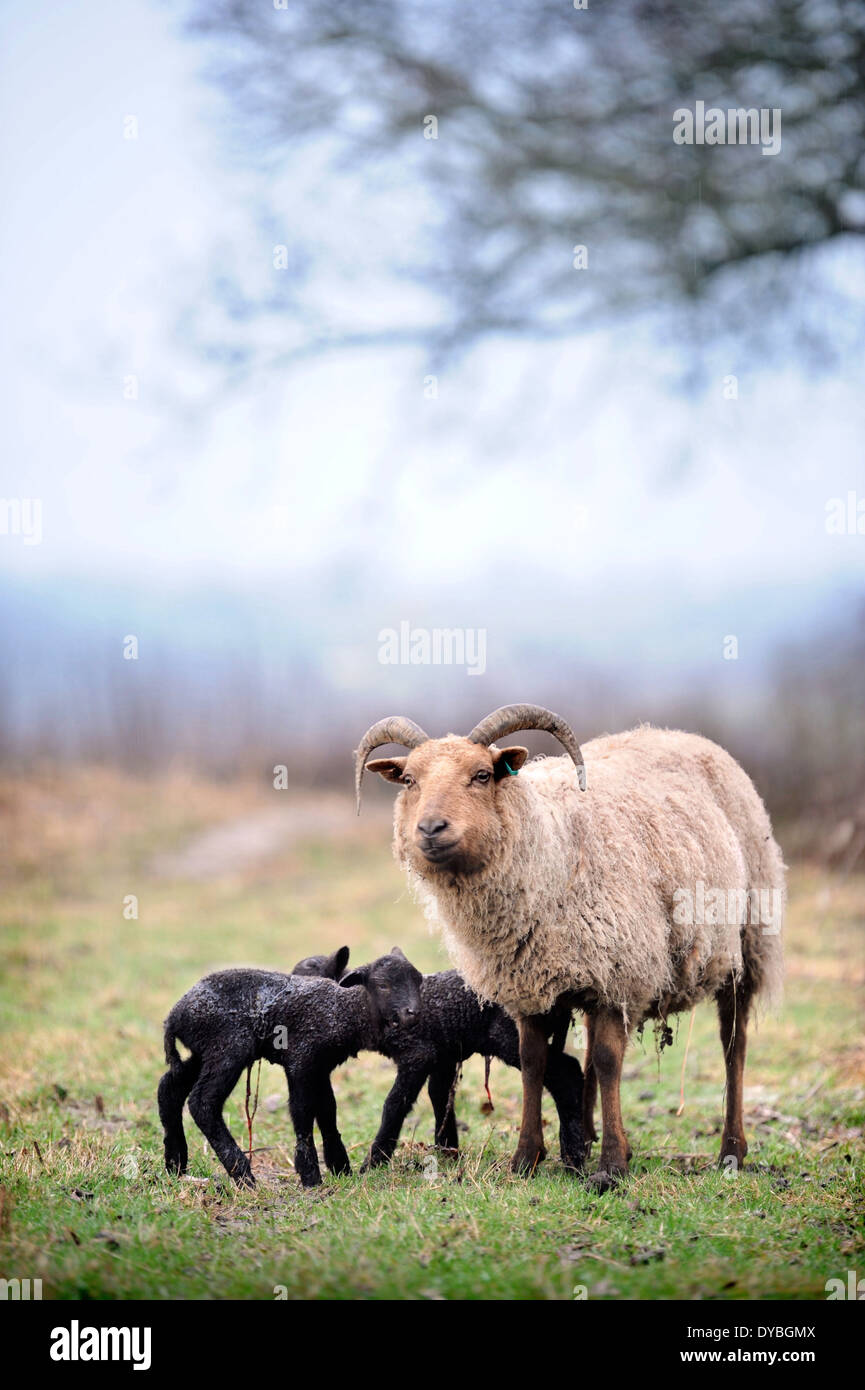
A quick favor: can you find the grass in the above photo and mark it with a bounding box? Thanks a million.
[0,768,862,1301]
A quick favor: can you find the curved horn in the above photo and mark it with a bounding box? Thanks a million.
[354,716,430,814]
[468,704,586,791]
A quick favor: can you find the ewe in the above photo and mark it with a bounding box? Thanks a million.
[356,705,785,1188]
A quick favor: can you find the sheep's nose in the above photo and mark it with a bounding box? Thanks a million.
[418,816,449,839]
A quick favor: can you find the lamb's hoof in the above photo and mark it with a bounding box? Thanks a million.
[510,1144,546,1176]
[360,1148,389,1174]
[234,1170,256,1189]
[326,1156,352,1177]
[585,1167,625,1193]
[560,1153,587,1175]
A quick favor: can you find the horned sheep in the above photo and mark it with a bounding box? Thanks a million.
[355,705,785,1188]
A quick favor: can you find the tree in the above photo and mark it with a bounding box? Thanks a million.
[183,0,865,363]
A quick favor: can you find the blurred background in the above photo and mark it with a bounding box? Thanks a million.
[1,0,864,860]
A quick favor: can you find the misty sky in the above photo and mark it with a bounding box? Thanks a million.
[1,0,863,687]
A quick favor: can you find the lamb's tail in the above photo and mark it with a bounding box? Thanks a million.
[163,1021,201,1082]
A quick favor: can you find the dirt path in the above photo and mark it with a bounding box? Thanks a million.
[150,793,389,880]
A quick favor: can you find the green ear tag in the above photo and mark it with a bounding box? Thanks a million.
[503,761,518,776]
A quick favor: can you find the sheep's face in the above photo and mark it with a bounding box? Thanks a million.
[339,947,423,1034]
[366,736,528,877]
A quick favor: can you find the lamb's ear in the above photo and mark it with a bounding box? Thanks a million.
[339,964,370,988]
[491,746,529,781]
[331,945,350,980]
[390,946,407,961]
[364,757,407,783]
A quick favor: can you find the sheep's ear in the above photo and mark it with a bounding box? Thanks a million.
[364,757,408,783]
[339,964,370,988]
[390,946,407,961]
[331,945,350,980]
[492,746,529,781]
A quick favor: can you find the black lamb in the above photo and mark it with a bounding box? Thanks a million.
[367,971,586,1172]
[157,946,422,1188]
[297,951,585,1172]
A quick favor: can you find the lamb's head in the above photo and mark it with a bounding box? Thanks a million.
[355,705,586,877]
[339,946,423,1036]
[291,945,350,981]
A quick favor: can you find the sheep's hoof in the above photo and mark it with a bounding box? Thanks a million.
[510,1144,546,1176]
[585,1166,626,1194]
[435,1145,460,1160]
[560,1152,587,1175]
[360,1147,391,1174]
[234,1171,256,1189]
[717,1137,747,1172]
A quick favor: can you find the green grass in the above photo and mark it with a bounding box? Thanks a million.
[0,774,863,1300]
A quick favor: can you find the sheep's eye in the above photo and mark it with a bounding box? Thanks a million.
[473,770,491,785]
[401,774,415,788]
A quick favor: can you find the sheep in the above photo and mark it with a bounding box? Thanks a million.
[366,970,585,1172]
[296,949,585,1171]
[291,945,350,981]
[157,947,423,1188]
[355,705,785,1188]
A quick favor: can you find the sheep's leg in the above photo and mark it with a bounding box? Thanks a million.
[428,1061,460,1151]
[157,1055,200,1175]
[314,1075,351,1177]
[285,1071,323,1188]
[187,1062,254,1187]
[582,1014,598,1145]
[587,1008,629,1191]
[361,1064,429,1172]
[511,1014,548,1175]
[544,1051,586,1173]
[717,979,752,1170]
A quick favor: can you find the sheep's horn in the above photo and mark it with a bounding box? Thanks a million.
[354,716,430,814]
[468,704,586,791]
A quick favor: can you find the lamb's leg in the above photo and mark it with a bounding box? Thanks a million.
[428,1061,460,1151]
[717,978,752,1171]
[587,1007,629,1191]
[187,1061,254,1187]
[511,1014,548,1175]
[314,1075,351,1177]
[582,1014,598,1146]
[544,1050,586,1173]
[285,1071,323,1188]
[157,1055,200,1175]
[361,1064,429,1171]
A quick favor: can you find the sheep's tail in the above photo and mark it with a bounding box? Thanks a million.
[163,1022,200,1082]
[741,835,787,1013]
